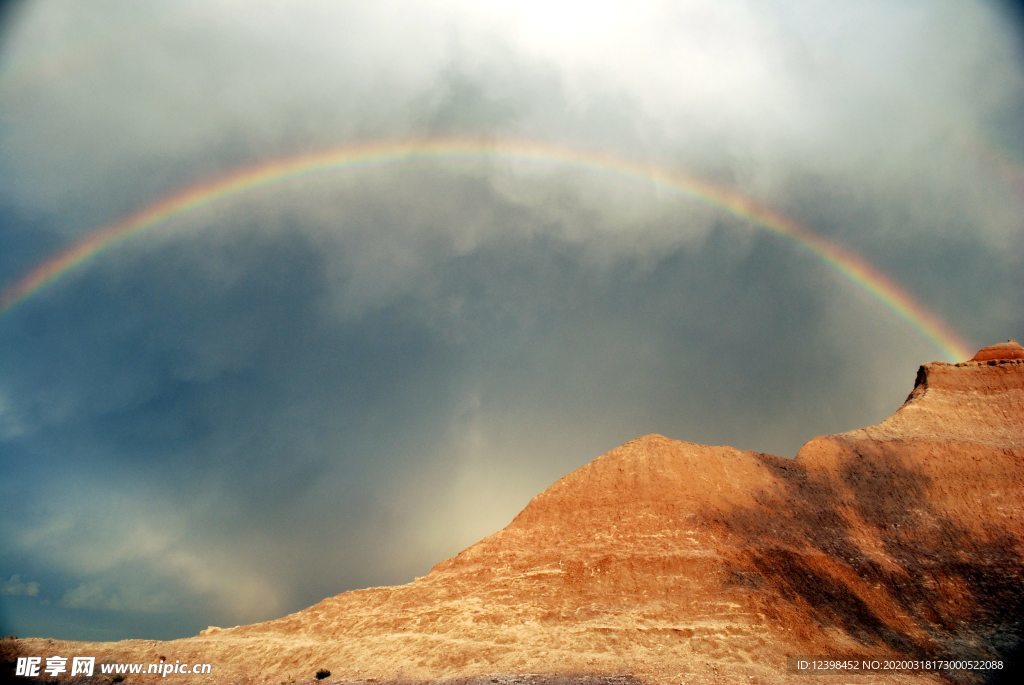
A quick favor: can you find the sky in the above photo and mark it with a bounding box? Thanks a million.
[0,0,1022,641]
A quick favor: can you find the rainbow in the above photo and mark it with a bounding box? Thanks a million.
[0,137,973,361]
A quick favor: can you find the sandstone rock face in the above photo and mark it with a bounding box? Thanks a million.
[969,339,1024,362]
[4,349,1023,684]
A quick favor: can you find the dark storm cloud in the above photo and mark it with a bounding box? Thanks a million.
[1,0,1022,640]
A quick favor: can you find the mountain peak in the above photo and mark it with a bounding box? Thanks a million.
[854,344,1024,447]
[970,338,1024,361]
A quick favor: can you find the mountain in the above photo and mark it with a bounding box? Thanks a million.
[4,341,1023,684]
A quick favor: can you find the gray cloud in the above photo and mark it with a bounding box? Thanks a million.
[1,575,39,598]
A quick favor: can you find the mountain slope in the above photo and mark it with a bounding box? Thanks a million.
[5,343,1023,684]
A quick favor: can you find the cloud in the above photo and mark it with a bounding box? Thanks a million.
[59,581,157,612]
[6,482,285,622]
[1,575,39,598]
[0,390,26,440]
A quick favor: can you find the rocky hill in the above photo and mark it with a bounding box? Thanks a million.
[4,342,1023,684]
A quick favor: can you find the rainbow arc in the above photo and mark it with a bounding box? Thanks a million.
[0,137,973,361]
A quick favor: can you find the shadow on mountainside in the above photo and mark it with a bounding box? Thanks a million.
[708,442,1023,684]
